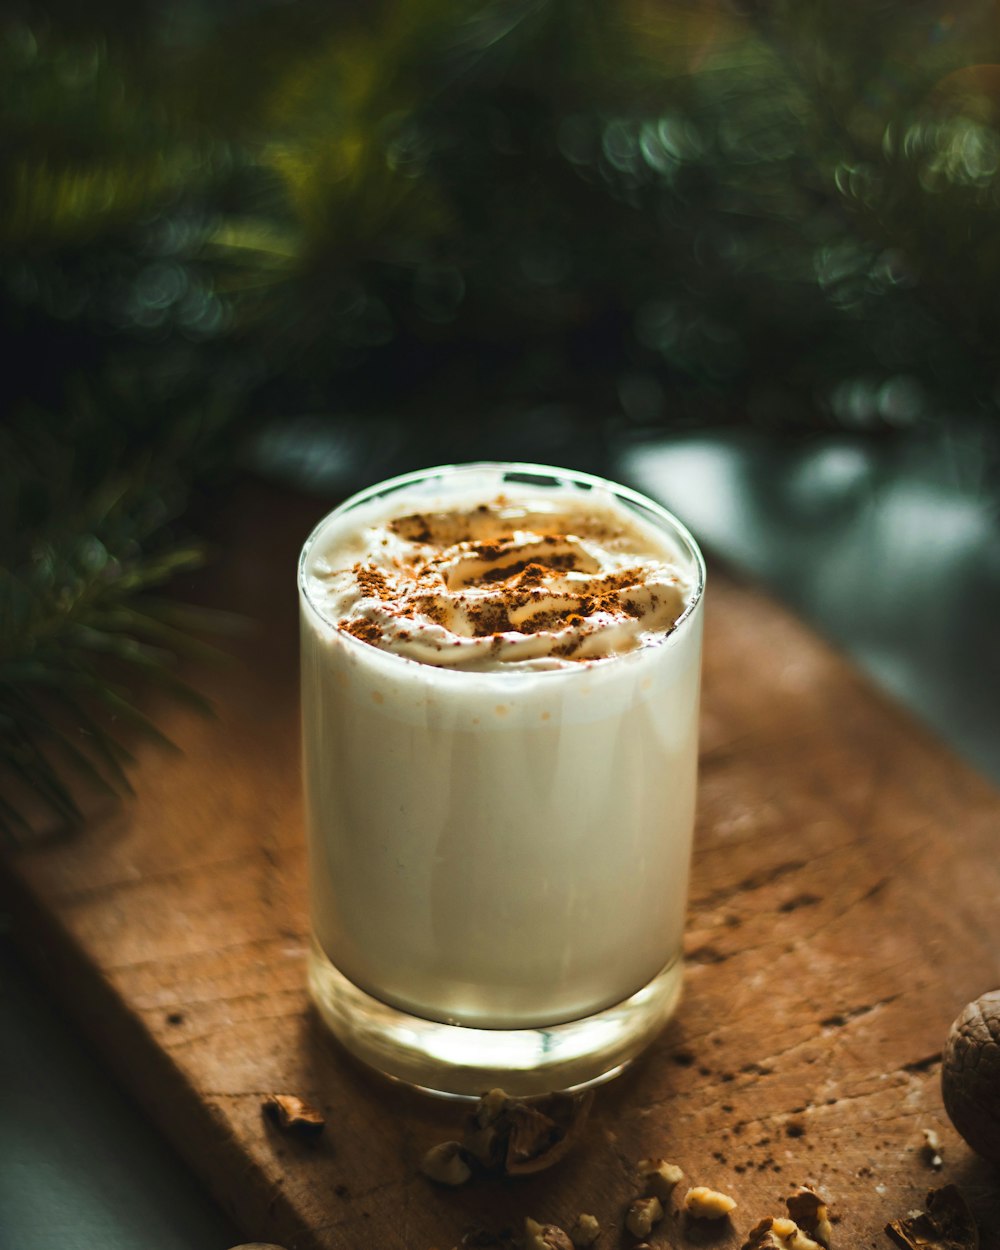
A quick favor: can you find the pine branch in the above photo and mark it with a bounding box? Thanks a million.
[0,404,236,842]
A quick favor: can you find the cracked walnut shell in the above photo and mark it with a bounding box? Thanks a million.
[885,1185,979,1250]
[463,1088,592,1176]
[261,1094,325,1140]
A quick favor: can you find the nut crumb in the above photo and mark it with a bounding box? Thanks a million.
[921,1128,944,1170]
[261,1094,325,1140]
[636,1157,684,1199]
[569,1213,600,1247]
[786,1187,832,1247]
[524,1217,573,1250]
[684,1186,737,1220]
[420,1141,472,1186]
[625,1196,663,1238]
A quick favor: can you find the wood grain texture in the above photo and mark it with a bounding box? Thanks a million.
[3,481,1000,1250]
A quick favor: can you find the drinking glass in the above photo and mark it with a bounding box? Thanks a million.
[299,463,705,1096]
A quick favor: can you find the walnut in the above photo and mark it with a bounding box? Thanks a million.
[462,1088,593,1176]
[941,989,1000,1165]
[885,1185,979,1250]
[420,1140,472,1186]
[625,1196,663,1238]
[786,1186,832,1247]
[636,1157,684,1199]
[261,1094,325,1139]
[569,1213,600,1247]
[684,1185,737,1220]
[524,1217,574,1250]
[742,1217,822,1250]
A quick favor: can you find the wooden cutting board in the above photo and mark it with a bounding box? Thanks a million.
[3,480,1000,1250]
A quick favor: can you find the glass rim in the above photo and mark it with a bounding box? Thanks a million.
[298,460,706,674]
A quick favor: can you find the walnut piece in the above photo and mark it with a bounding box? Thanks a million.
[420,1140,472,1186]
[261,1094,325,1139]
[462,1088,592,1176]
[742,1217,822,1250]
[885,1185,979,1250]
[922,1128,945,1170]
[684,1185,737,1220]
[625,1196,663,1238]
[507,1103,563,1170]
[463,1088,509,1169]
[569,1213,600,1247]
[786,1186,832,1248]
[524,1217,574,1250]
[941,989,1000,1165]
[637,1157,684,1199]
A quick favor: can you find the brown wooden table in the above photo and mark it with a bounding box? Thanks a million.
[4,481,999,1249]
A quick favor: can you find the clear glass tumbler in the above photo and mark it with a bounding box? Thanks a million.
[299,463,705,1096]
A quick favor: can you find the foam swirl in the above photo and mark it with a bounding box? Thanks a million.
[308,495,692,670]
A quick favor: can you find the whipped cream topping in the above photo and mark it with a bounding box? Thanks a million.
[306,492,694,670]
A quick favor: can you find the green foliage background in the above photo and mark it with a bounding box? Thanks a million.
[5,0,1000,829]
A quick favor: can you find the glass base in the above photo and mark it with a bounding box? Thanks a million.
[307,940,684,1098]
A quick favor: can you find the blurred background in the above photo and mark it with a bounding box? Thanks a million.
[9,0,1000,474]
[4,1,1000,1245]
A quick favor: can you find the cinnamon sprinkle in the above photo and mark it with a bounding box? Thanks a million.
[414,594,450,627]
[544,552,579,571]
[471,541,508,560]
[516,563,547,587]
[477,560,530,584]
[466,602,514,637]
[388,514,433,543]
[353,562,393,601]
[328,500,681,663]
[338,617,383,648]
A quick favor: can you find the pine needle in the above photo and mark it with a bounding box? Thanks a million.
[0,403,233,840]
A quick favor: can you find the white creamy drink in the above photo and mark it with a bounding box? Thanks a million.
[299,463,705,1090]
